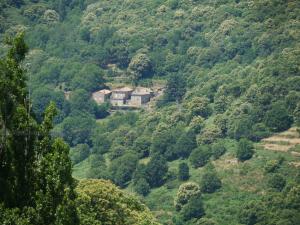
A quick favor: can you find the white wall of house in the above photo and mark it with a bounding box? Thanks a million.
[92,93,105,104]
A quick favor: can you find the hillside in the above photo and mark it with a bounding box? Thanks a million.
[0,34,159,225]
[141,134,300,224]
[1,0,300,224]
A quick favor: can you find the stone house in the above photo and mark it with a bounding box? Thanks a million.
[92,89,112,104]
[110,87,133,106]
[129,87,153,106]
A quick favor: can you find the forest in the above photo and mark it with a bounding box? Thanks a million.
[1,0,300,224]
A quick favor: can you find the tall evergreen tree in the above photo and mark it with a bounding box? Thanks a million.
[35,103,78,225]
[178,162,189,181]
[0,34,78,224]
[146,154,168,187]
[0,33,35,207]
[164,73,186,103]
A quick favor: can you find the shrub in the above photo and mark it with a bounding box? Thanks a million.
[197,125,222,144]
[228,116,253,140]
[186,97,212,118]
[236,138,254,162]
[264,101,293,132]
[189,146,211,168]
[42,9,59,24]
[132,164,147,183]
[178,162,189,181]
[128,53,152,82]
[109,145,127,160]
[168,0,179,9]
[151,126,176,156]
[267,174,286,191]
[200,171,222,193]
[211,141,227,160]
[164,73,187,103]
[92,134,111,154]
[180,194,205,221]
[213,114,228,135]
[197,218,217,225]
[110,153,139,188]
[239,200,264,225]
[165,170,178,189]
[174,182,201,211]
[250,123,271,141]
[294,103,300,126]
[86,154,109,179]
[61,114,95,147]
[174,131,197,159]
[264,157,284,173]
[286,185,300,209]
[133,136,151,158]
[134,178,150,196]
[189,116,205,134]
[146,154,168,187]
[69,144,90,164]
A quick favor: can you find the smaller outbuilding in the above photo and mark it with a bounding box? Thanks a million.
[92,89,112,104]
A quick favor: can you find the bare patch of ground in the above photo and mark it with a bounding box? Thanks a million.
[261,127,300,166]
[263,143,292,152]
[289,162,300,168]
[261,127,300,152]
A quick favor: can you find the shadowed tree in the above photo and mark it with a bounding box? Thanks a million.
[236,138,254,162]
[164,73,186,104]
[146,154,168,187]
[178,162,189,181]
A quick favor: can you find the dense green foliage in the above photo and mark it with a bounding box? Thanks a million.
[164,73,186,103]
[180,194,205,222]
[0,34,78,225]
[1,0,300,224]
[174,182,201,211]
[178,162,189,181]
[236,138,255,162]
[267,173,286,191]
[189,145,211,168]
[0,35,159,225]
[200,168,222,193]
[146,154,169,187]
[76,179,159,225]
[134,178,151,196]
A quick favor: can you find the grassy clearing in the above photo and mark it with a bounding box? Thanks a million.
[72,158,90,179]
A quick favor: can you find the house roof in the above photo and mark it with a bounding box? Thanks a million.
[93,89,112,95]
[132,91,151,96]
[112,87,133,92]
[132,87,153,96]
